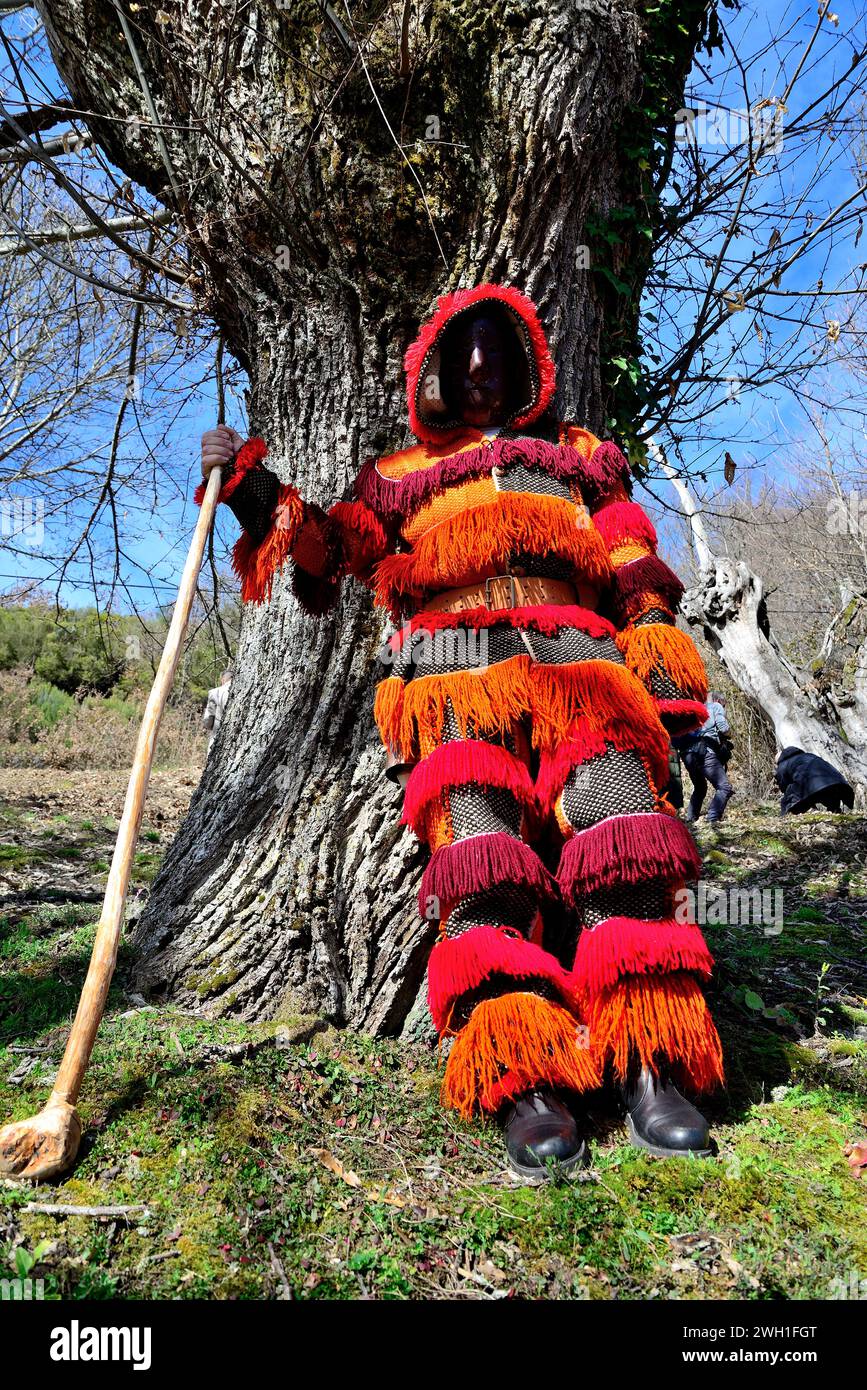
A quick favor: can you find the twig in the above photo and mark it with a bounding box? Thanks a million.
[110,0,184,208]
[137,1249,180,1271]
[24,1202,150,1218]
[268,1243,292,1299]
[0,210,171,257]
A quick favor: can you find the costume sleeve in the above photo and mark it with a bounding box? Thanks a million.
[195,437,393,612]
[566,428,709,737]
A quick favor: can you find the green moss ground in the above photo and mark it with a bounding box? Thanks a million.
[1,784,866,1300]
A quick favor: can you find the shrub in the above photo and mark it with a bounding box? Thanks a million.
[28,680,74,730]
[0,671,205,770]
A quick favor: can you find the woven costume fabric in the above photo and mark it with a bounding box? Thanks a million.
[226,466,279,545]
[210,283,722,1117]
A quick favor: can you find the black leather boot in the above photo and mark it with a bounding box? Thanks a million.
[500,1088,587,1181]
[622,1067,711,1158]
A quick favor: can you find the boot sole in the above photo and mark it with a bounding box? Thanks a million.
[626,1112,712,1159]
[507,1139,589,1183]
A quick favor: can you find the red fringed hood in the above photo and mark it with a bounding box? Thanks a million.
[403,283,556,443]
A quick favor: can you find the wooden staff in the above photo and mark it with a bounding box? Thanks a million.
[0,464,223,1180]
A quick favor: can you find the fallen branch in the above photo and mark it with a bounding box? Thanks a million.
[23,1202,150,1218]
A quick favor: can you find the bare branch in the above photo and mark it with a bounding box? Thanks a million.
[0,206,171,254]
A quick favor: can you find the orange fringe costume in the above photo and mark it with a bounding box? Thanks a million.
[203,284,723,1121]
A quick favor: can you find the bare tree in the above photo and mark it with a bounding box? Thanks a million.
[657,441,867,796]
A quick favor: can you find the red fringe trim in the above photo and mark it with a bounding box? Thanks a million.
[355,437,605,521]
[402,740,534,837]
[592,500,657,551]
[231,483,304,604]
[420,832,556,917]
[194,436,268,506]
[404,285,556,444]
[612,554,684,609]
[617,623,707,699]
[657,698,708,735]
[573,917,714,997]
[427,926,578,1033]
[588,971,724,1093]
[557,813,701,899]
[441,992,601,1118]
[328,499,390,577]
[393,604,616,650]
[584,439,633,497]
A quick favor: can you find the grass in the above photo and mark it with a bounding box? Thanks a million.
[1,780,866,1300]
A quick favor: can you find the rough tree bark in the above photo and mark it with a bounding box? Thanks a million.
[661,455,867,799]
[37,0,709,1030]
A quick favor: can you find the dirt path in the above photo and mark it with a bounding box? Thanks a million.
[0,768,199,926]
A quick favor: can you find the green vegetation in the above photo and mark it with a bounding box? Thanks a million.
[0,600,238,703]
[0,598,232,767]
[0,784,865,1300]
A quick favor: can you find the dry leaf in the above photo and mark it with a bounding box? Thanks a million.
[312,1148,361,1188]
[724,452,737,485]
[827,320,841,342]
[367,1186,406,1208]
[722,1254,760,1289]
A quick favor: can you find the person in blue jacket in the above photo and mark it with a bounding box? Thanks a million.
[674,694,734,824]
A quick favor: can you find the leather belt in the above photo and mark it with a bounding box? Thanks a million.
[424,574,588,615]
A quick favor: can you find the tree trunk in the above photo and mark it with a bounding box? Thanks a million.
[36,0,707,1029]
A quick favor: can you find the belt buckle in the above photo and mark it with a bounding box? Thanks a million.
[484,573,518,611]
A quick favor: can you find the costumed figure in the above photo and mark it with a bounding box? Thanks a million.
[199,285,724,1176]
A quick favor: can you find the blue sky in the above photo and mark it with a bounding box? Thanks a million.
[1,0,865,609]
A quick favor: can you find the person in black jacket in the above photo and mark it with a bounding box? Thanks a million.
[774,746,855,814]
